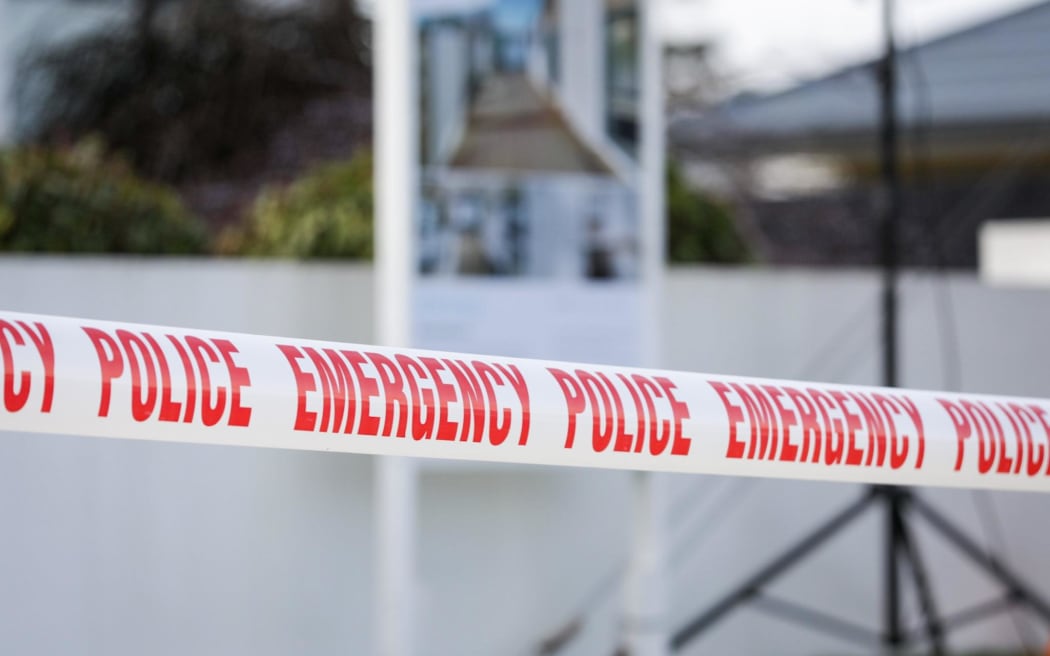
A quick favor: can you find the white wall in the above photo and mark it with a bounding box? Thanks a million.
[2,256,1050,655]
[980,219,1050,288]
[0,257,380,654]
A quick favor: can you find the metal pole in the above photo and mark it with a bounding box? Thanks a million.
[884,487,904,651]
[894,501,947,654]
[375,0,415,352]
[878,3,904,651]
[376,457,419,656]
[672,489,879,650]
[910,496,1050,623]
[624,472,670,656]
[375,0,418,654]
[624,2,669,652]
[639,0,666,369]
[879,0,899,391]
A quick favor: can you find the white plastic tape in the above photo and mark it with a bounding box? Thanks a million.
[1,310,1048,492]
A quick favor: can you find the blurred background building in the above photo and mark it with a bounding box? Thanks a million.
[669,0,1050,269]
[1,0,1049,654]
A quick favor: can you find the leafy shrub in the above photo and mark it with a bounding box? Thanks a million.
[667,158,752,264]
[0,139,207,254]
[225,150,372,258]
[23,1,371,182]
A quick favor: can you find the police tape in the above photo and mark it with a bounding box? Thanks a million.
[1,310,1048,492]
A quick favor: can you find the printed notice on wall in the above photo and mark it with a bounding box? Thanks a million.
[411,0,651,365]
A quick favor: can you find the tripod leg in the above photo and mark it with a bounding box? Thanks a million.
[672,488,878,651]
[885,487,904,651]
[895,500,947,655]
[910,494,1050,624]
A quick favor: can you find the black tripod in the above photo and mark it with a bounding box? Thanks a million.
[672,1,1050,653]
[670,483,1050,653]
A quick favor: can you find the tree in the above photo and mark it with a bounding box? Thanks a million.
[25,0,371,182]
[666,158,752,264]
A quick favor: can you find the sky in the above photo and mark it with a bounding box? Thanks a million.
[655,0,1044,92]
[409,0,489,15]
[374,0,1044,93]
[491,0,542,33]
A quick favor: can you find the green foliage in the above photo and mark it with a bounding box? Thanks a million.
[0,140,207,254]
[666,158,752,264]
[24,0,371,182]
[227,151,373,259]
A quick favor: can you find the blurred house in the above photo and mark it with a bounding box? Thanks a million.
[420,0,639,177]
[417,0,642,282]
[419,11,497,168]
[669,0,1050,268]
[526,0,640,174]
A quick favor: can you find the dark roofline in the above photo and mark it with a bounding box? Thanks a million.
[725,0,1050,110]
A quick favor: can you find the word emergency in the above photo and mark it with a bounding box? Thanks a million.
[0,319,55,414]
[277,344,531,446]
[710,381,926,469]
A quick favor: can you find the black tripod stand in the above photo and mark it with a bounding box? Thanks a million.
[670,484,1050,653]
[671,1,1050,653]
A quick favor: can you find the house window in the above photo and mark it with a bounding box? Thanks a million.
[542,0,560,86]
[605,5,638,157]
[545,28,559,85]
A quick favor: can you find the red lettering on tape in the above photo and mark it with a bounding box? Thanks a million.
[280,347,530,448]
[0,320,55,414]
[553,368,692,458]
[84,326,252,428]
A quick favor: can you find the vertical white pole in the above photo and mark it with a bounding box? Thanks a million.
[624,472,670,656]
[374,0,418,654]
[375,456,418,656]
[375,0,414,351]
[624,1,670,655]
[640,0,666,369]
